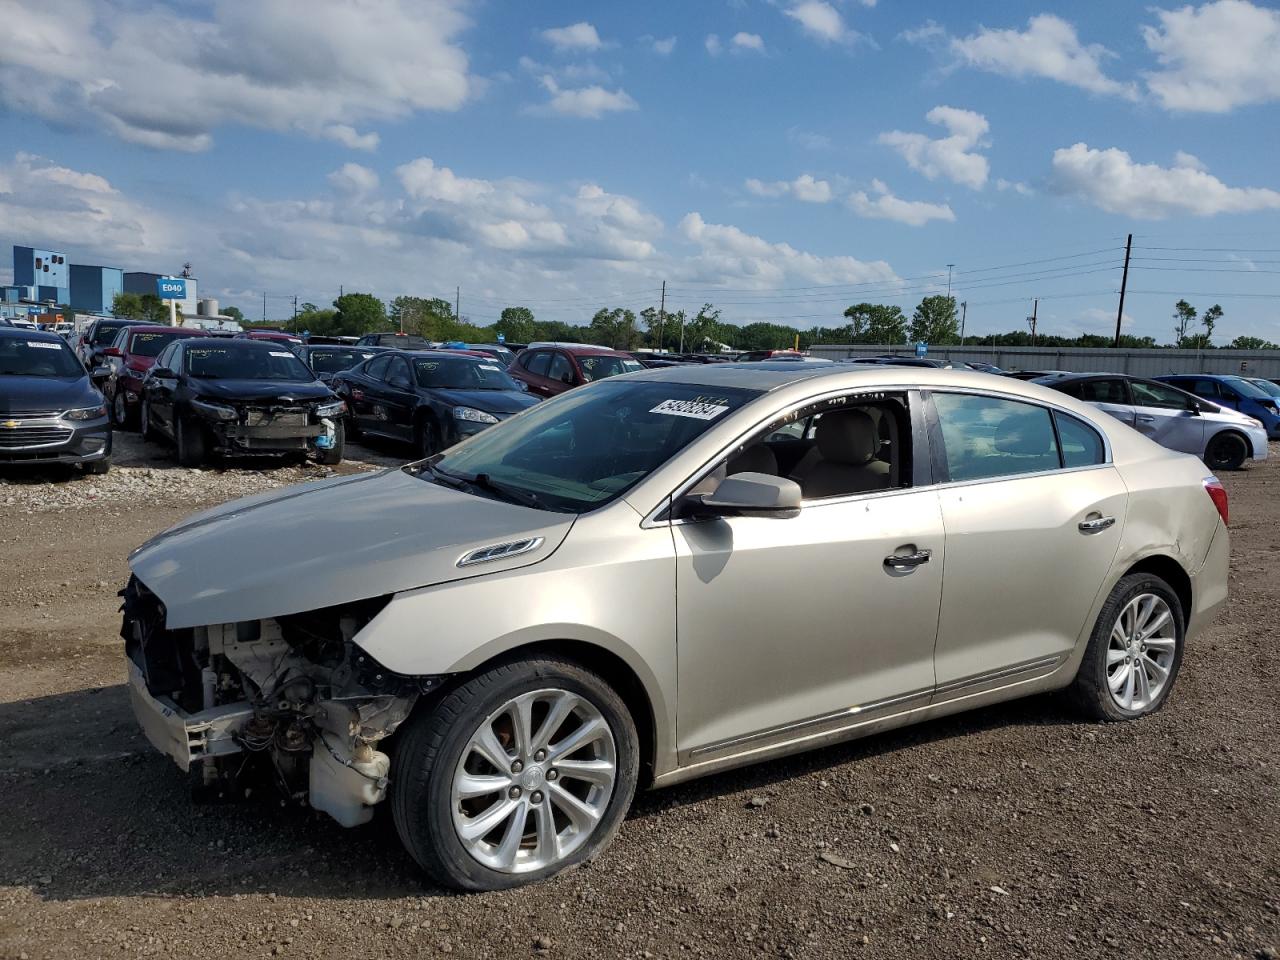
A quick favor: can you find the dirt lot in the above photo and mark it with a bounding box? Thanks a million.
[1,433,1277,960]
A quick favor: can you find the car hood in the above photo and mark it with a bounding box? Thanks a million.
[189,378,334,404]
[128,467,575,629]
[0,375,97,413]
[429,387,539,414]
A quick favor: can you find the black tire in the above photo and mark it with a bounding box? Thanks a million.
[83,458,111,476]
[414,416,440,459]
[1068,572,1186,722]
[140,399,157,442]
[175,415,207,467]
[111,388,135,430]
[1205,430,1248,471]
[314,420,345,465]
[391,655,640,891]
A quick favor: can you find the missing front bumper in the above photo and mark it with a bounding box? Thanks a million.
[126,657,252,771]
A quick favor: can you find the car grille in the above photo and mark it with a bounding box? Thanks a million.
[244,406,308,427]
[0,422,73,448]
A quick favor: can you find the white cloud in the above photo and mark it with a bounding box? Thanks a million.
[951,14,1138,99]
[1050,142,1280,218]
[0,153,175,257]
[679,212,896,287]
[327,163,379,195]
[847,180,955,226]
[705,34,724,56]
[995,178,1034,196]
[533,76,638,118]
[1142,0,1280,112]
[899,20,947,47]
[0,0,472,152]
[646,35,678,55]
[745,174,833,203]
[540,22,603,52]
[322,125,380,152]
[732,32,766,52]
[397,157,497,205]
[787,127,831,150]
[784,1,854,43]
[879,106,990,190]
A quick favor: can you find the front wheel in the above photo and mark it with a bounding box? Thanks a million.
[1068,573,1185,722]
[314,420,345,465]
[1205,430,1248,471]
[414,417,440,459]
[111,389,134,430]
[391,656,639,891]
[140,399,157,442]
[174,415,207,467]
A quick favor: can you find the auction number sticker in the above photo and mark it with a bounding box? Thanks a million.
[650,396,730,420]
[269,351,293,358]
[27,341,62,350]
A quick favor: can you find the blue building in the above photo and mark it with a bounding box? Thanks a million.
[1,285,36,303]
[124,270,198,317]
[69,264,124,314]
[13,246,69,304]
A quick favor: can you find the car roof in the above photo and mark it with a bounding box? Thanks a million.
[618,360,987,392]
[400,349,493,360]
[0,326,65,343]
[179,337,291,350]
[124,324,198,336]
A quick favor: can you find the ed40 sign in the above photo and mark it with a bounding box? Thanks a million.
[156,277,188,300]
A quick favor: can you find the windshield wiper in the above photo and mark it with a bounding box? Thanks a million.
[421,462,543,508]
[423,462,469,489]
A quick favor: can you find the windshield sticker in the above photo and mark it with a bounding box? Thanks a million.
[651,397,730,420]
[269,351,293,358]
[480,364,502,372]
[27,341,62,350]
[417,361,440,370]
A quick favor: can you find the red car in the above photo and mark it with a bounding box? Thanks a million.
[237,330,302,347]
[103,325,205,428]
[507,342,643,398]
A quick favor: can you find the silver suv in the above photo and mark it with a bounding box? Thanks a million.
[124,364,1229,889]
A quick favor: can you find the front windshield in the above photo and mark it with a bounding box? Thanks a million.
[0,337,84,377]
[185,346,316,381]
[415,356,520,391]
[578,354,643,382]
[93,323,127,346]
[1248,378,1280,398]
[309,348,375,374]
[432,380,761,513]
[1223,376,1273,400]
[129,330,187,357]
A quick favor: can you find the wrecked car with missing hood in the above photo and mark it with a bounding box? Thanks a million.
[124,363,1228,890]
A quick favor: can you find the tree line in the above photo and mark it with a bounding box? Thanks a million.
[192,291,1275,353]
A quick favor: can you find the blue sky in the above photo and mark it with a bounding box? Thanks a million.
[1,0,1278,342]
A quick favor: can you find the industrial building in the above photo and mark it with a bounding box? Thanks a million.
[12,245,69,305]
[69,264,124,314]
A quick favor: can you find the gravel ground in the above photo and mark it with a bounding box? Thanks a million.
[1,435,1277,960]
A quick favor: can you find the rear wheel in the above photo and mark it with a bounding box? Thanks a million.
[140,400,157,442]
[112,389,135,430]
[1069,572,1185,722]
[1205,430,1248,471]
[391,656,639,891]
[175,415,207,467]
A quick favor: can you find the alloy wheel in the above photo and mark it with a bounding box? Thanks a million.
[113,390,128,426]
[450,688,617,874]
[1106,593,1177,711]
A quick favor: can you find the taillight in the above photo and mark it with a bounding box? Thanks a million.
[1203,477,1229,526]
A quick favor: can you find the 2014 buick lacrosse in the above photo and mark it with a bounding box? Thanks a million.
[122,364,1229,890]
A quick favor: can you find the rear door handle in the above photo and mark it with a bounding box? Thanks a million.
[884,549,932,569]
[1136,415,1155,423]
[1078,516,1116,532]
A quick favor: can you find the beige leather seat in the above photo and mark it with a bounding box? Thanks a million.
[727,443,778,477]
[788,408,889,498]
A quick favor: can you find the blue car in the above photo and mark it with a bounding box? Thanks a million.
[1156,374,1280,439]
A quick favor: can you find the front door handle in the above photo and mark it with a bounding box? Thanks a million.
[1078,516,1116,532]
[884,549,932,569]
[1136,415,1155,423]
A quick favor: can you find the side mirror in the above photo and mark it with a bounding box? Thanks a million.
[89,365,112,382]
[103,347,122,357]
[1188,400,1201,415]
[151,366,175,379]
[696,472,802,519]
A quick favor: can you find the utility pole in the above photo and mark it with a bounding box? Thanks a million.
[455,286,460,324]
[292,295,298,333]
[946,264,955,300]
[658,280,666,352]
[262,292,266,323]
[959,300,967,345]
[1027,298,1039,346]
[1114,232,1132,349]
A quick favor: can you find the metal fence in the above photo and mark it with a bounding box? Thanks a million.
[806,344,1280,379]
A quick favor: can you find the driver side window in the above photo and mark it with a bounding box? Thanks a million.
[547,352,574,384]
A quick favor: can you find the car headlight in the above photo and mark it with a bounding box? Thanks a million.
[453,406,499,424]
[190,399,239,422]
[63,404,107,421]
[314,400,347,418]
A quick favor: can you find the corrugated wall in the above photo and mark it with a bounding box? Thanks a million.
[807,344,1280,378]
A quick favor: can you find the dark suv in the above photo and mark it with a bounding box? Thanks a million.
[507,343,642,398]
[355,332,432,350]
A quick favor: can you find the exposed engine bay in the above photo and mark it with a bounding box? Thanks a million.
[122,577,435,826]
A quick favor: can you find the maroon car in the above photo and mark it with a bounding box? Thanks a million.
[507,342,642,398]
[103,325,205,428]
[237,330,303,347]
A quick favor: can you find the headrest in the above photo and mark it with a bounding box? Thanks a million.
[815,408,878,464]
[993,414,1053,455]
[728,443,778,476]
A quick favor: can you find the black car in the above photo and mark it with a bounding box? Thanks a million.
[140,338,346,466]
[295,344,383,385]
[77,317,135,368]
[332,350,539,457]
[0,327,112,474]
[354,332,432,350]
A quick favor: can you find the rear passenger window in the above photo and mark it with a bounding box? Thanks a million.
[1054,412,1105,468]
[933,393,1060,481]
[365,355,391,380]
[1131,380,1192,409]
[525,351,551,377]
[1081,379,1127,404]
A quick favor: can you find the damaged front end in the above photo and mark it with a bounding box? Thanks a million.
[191,398,345,457]
[122,576,437,827]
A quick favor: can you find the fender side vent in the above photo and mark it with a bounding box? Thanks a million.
[457,537,545,568]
